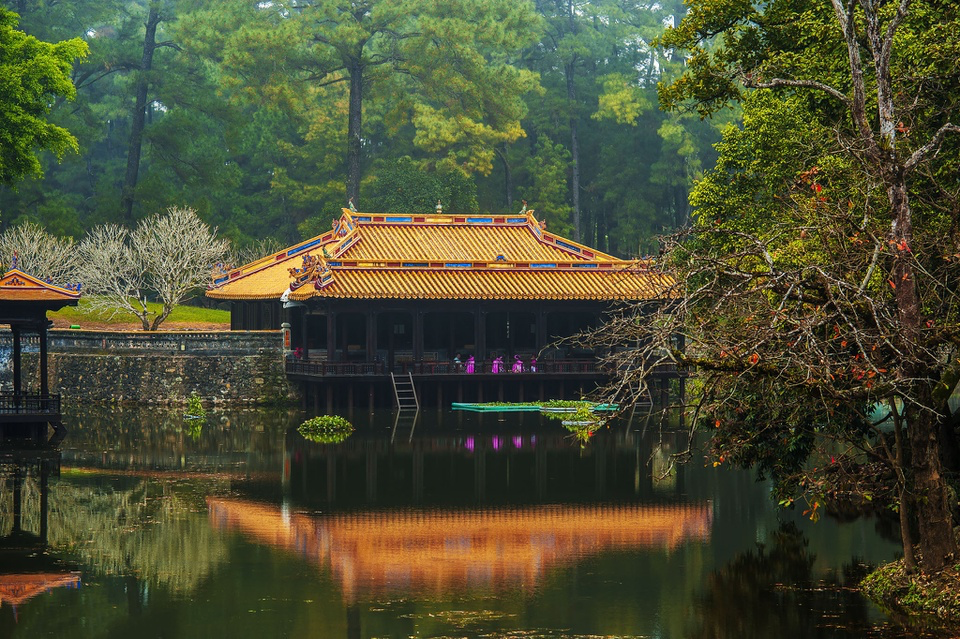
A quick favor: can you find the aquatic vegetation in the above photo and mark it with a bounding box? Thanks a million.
[298,414,354,444]
[183,392,206,437]
[563,420,603,445]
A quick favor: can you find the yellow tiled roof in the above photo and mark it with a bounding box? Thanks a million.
[207,209,673,301]
[0,268,82,302]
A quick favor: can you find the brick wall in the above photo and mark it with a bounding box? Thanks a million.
[0,329,297,405]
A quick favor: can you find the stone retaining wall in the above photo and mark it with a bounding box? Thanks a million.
[0,329,296,405]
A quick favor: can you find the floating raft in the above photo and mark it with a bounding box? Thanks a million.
[451,402,618,413]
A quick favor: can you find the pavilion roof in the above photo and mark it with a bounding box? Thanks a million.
[0,268,81,303]
[207,209,674,302]
[0,572,82,606]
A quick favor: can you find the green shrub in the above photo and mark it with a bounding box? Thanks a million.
[298,415,354,444]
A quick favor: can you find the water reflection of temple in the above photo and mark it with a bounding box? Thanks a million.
[283,416,688,507]
[0,448,81,620]
[208,498,711,602]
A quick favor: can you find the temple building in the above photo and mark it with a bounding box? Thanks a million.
[207,208,675,409]
[0,267,80,443]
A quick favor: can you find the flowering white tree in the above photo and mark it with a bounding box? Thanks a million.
[76,207,229,330]
[0,221,77,285]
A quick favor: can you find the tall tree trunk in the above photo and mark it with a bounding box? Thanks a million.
[347,60,363,208]
[892,405,917,572]
[833,0,959,570]
[888,169,957,571]
[120,4,161,224]
[565,61,581,242]
[495,145,513,209]
[907,402,956,571]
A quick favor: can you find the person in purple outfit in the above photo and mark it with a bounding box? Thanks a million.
[512,355,523,373]
[466,355,475,373]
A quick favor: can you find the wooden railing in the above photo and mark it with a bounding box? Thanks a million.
[286,358,682,379]
[0,394,61,415]
[286,359,606,377]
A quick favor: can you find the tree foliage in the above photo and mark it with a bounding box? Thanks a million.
[0,0,715,257]
[0,8,87,185]
[368,157,479,215]
[592,0,960,573]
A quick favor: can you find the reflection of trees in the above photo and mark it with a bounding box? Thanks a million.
[0,471,42,535]
[688,523,881,639]
[45,477,228,594]
[61,405,299,472]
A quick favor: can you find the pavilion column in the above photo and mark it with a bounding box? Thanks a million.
[339,315,349,361]
[413,310,424,362]
[366,309,376,363]
[39,321,49,397]
[326,305,336,361]
[12,325,22,397]
[536,305,547,353]
[476,307,486,361]
[447,313,456,357]
[301,311,309,358]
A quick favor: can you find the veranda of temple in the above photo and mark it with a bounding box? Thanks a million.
[207,208,677,410]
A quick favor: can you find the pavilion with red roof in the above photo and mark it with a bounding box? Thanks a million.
[0,266,80,442]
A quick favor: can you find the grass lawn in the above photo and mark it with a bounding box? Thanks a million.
[49,297,230,330]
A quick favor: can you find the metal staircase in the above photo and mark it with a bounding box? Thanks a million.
[390,372,420,410]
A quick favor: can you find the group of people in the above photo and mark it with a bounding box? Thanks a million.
[453,354,537,373]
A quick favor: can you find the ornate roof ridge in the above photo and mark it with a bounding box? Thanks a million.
[0,267,82,299]
[207,206,649,300]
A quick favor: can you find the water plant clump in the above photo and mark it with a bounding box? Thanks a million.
[563,421,603,445]
[184,391,206,421]
[298,415,354,444]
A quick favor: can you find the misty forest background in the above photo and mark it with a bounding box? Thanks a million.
[0,0,727,260]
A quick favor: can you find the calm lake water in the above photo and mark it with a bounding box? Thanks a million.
[0,405,928,638]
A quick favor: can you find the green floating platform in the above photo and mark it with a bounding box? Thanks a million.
[451,402,618,413]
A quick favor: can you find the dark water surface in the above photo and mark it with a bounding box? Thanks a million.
[0,406,923,638]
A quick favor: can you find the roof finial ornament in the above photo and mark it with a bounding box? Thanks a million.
[348,197,357,212]
[436,199,443,214]
[11,250,18,269]
[519,200,528,215]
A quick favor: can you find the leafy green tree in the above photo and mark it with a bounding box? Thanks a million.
[0,8,87,185]
[183,0,542,208]
[368,156,479,215]
[596,0,960,573]
[519,137,573,236]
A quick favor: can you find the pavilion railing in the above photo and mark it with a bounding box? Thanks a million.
[284,358,637,377]
[0,394,62,415]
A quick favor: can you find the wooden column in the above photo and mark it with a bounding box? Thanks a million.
[413,309,424,362]
[326,305,335,361]
[39,321,49,397]
[339,314,349,362]
[536,305,547,352]
[366,309,376,363]
[301,311,310,358]
[476,308,486,361]
[12,325,21,397]
[448,313,456,358]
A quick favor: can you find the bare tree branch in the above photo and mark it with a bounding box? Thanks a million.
[904,123,960,173]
